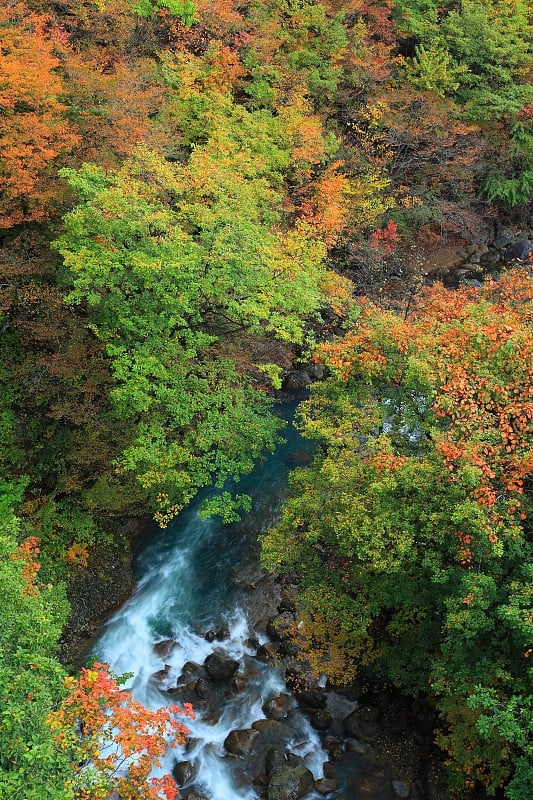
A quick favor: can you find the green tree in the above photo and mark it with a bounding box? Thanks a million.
[0,481,71,800]
[56,128,347,521]
[262,270,533,797]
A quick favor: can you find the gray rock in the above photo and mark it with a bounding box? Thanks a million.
[204,651,239,680]
[493,234,513,250]
[268,765,314,800]
[184,794,209,800]
[505,239,533,263]
[392,779,412,798]
[314,777,338,795]
[172,760,197,785]
[263,693,290,721]
[283,370,312,391]
[479,249,502,268]
[304,363,324,380]
[224,728,261,757]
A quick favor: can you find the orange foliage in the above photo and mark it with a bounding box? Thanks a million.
[0,2,78,226]
[50,663,194,800]
[11,535,41,592]
[299,161,350,246]
[320,270,533,521]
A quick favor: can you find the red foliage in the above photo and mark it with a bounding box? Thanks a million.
[50,663,195,800]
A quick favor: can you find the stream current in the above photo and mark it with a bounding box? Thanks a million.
[93,405,329,799]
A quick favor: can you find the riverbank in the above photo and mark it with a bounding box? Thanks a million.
[59,515,149,669]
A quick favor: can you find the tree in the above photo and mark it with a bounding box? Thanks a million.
[56,130,351,521]
[262,269,532,797]
[0,481,72,800]
[0,2,78,227]
[50,663,194,800]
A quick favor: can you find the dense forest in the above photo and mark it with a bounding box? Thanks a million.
[0,1,531,798]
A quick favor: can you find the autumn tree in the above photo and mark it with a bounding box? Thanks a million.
[0,2,78,227]
[262,269,533,798]
[50,663,194,800]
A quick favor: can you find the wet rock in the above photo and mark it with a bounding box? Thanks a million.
[314,777,338,795]
[309,708,333,731]
[204,651,239,680]
[151,664,172,683]
[256,642,280,662]
[172,760,197,785]
[153,639,177,659]
[263,693,290,721]
[204,624,230,642]
[184,794,209,800]
[252,718,295,744]
[283,370,312,391]
[343,707,382,742]
[195,677,211,698]
[268,765,314,800]
[179,661,202,681]
[265,748,287,776]
[224,727,261,757]
[232,676,248,693]
[392,779,412,798]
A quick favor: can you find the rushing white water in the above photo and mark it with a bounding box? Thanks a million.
[93,408,327,799]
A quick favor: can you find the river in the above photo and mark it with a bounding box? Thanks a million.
[92,404,334,799]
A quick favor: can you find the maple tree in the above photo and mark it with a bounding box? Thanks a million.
[0,2,78,227]
[50,663,194,800]
[262,268,532,797]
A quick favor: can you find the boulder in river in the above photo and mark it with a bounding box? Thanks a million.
[153,639,178,659]
[204,651,239,680]
[171,760,197,785]
[224,727,261,758]
[262,693,289,721]
[314,776,339,795]
[265,747,287,776]
[268,765,314,800]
